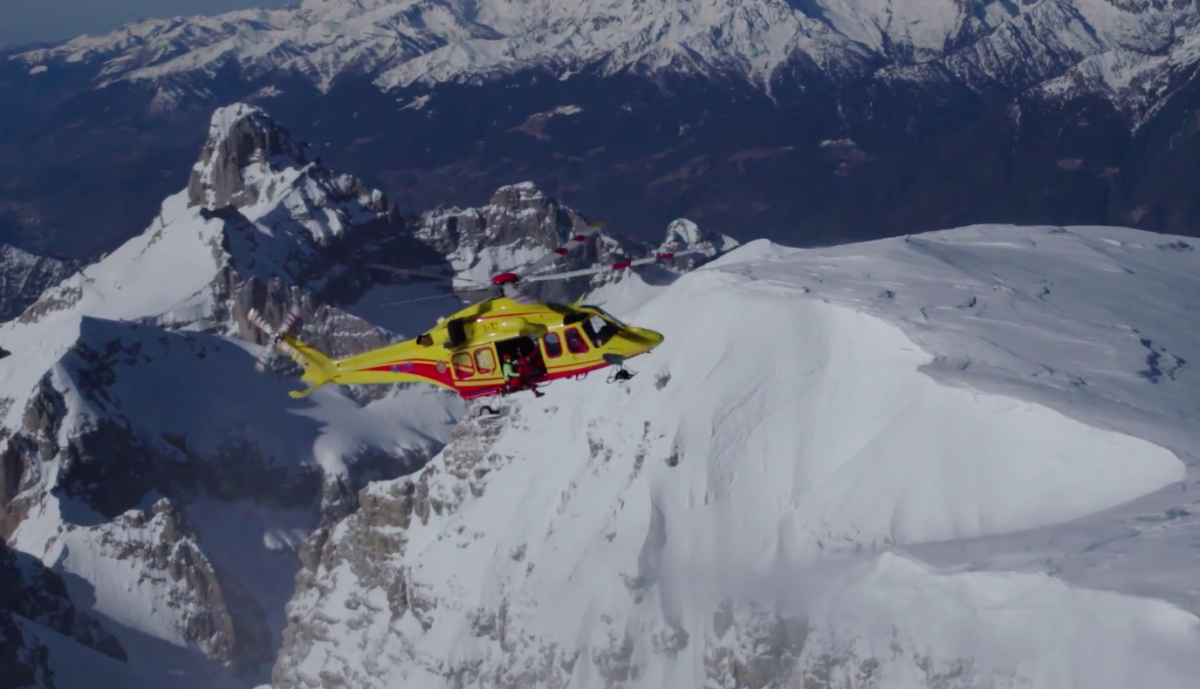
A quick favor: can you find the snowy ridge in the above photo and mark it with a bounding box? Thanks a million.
[13,0,1200,112]
[273,224,1200,688]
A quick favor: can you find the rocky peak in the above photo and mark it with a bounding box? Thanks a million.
[0,245,81,324]
[169,103,445,343]
[410,181,658,304]
[93,498,274,676]
[416,181,593,255]
[187,103,313,210]
[488,181,550,210]
[659,218,740,260]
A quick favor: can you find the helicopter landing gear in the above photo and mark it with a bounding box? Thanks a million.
[473,403,505,422]
[607,366,634,384]
[603,353,635,384]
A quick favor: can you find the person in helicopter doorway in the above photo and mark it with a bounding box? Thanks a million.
[501,353,545,398]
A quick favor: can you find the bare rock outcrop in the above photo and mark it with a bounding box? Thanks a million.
[0,539,126,662]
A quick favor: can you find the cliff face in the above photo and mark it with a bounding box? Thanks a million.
[0,245,79,325]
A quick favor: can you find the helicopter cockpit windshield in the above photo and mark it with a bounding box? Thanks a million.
[581,308,624,347]
[582,306,628,328]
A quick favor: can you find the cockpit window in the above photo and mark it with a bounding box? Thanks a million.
[582,314,619,347]
[582,306,628,328]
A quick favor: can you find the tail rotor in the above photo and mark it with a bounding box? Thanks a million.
[248,304,304,373]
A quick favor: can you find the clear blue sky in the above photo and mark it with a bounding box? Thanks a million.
[0,0,296,48]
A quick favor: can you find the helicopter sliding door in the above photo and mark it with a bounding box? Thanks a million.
[495,336,547,380]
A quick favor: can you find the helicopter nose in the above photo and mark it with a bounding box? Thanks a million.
[626,327,665,349]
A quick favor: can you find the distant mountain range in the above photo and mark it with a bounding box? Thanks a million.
[1,0,1198,259]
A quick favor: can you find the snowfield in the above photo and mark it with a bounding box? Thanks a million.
[276,224,1200,689]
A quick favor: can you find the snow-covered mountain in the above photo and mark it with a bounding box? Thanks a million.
[5,0,1199,267]
[0,102,733,689]
[270,224,1200,689]
[13,0,1200,115]
[0,102,464,687]
[4,106,1198,686]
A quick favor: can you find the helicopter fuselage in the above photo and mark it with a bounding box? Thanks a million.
[282,297,663,399]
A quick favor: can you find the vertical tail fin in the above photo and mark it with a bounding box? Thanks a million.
[280,336,339,398]
[248,306,339,398]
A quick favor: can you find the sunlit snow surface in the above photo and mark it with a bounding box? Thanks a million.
[289,225,1200,688]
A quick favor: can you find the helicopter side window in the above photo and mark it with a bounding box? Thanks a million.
[565,327,589,354]
[451,352,475,378]
[473,347,495,374]
[582,315,618,347]
[543,332,563,358]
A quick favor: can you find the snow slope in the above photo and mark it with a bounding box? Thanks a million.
[273,224,1200,688]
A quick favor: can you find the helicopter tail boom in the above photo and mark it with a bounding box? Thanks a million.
[278,336,340,398]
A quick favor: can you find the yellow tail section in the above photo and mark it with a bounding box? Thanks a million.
[279,336,339,399]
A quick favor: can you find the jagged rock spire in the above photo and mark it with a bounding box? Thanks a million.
[187,103,312,209]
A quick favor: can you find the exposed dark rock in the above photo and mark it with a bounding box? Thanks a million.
[187,103,311,210]
[0,539,126,662]
[0,610,55,689]
[96,498,273,676]
[0,245,80,324]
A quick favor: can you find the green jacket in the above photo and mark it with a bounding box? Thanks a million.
[502,360,518,381]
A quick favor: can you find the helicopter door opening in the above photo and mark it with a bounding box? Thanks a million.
[495,336,547,379]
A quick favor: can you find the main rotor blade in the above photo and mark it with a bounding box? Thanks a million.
[377,286,495,306]
[522,251,702,283]
[511,222,606,278]
[377,293,461,306]
[369,264,491,288]
[501,282,539,304]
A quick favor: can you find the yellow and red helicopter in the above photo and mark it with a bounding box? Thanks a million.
[249,225,691,401]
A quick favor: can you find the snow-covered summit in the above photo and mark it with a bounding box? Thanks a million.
[273,223,1200,689]
[187,103,403,253]
[189,102,312,210]
[13,0,1200,112]
[659,218,740,266]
